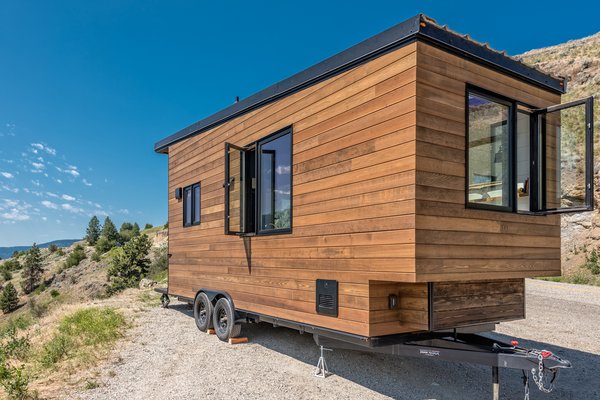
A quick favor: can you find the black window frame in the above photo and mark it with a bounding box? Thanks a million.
[224,126,293,236]
[183,182,201,227]
[465,85,516,213]
[465,84,594,215]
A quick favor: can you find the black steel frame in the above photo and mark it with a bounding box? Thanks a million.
[224,126,293,237]
[465,85,516,213]
[182,182,201,227]
[532,97,595,214]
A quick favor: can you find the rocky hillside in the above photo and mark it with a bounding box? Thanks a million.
[517,32,600,279]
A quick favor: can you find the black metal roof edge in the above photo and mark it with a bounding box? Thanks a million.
[154,13,564,153]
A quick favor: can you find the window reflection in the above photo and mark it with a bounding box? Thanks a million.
[467,93,511,208]
[259,132,291,231]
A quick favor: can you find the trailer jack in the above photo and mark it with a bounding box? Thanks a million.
[313,332,571,400]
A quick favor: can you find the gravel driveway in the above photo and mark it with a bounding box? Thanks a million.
[71,279,600,400]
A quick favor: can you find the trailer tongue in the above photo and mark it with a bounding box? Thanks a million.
[313,332,571,400]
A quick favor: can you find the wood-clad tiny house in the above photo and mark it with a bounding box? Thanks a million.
[155,15,594,340]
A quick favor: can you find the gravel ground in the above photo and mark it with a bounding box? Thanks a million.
[70,279,600,400]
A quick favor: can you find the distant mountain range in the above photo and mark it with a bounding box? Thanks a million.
[0,239,80,260]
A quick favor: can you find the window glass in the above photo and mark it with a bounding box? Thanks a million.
[467,93,511,208]
[184,186,192,226]
[516,112,530,211]
[259,131,291,232]
[193,184,201,224]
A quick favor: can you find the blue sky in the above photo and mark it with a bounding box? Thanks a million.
[0,1,598,246]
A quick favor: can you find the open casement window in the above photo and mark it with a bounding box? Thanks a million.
[531,97,594,214]
[224,143,246,235]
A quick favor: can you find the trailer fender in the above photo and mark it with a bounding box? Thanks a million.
[195,289,244,322]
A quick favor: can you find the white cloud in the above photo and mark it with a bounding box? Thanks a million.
[31,143,56,156]
[118,208,129,215]
[61,194,76,201]
[56,166,79,177]
[275,165,291,175]
[31,162,44,170]
[82,178,92,187]
[31,180,40,187]
[42,216,47,221]
[41,200,58,209]
[1,209,30,221]
[0,172,14,179]
[46,192,59,198]
[61,203,84,214]
[1,185,19,193]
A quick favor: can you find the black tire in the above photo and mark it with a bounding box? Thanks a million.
[212,297,241,341]
[194,292,213,332]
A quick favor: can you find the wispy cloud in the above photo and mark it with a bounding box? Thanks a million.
[46,192,59,198]
[31,162,44,170]
[82,178,92,187]
[56,166,79,177]
[118,208,129,215]
[61,203,84,214]
[41,200,58,209]
[61,194,76,201]
[0,199,31,221]
[31,143,56,156]
[1,185,19,193]
[0,172,14,179]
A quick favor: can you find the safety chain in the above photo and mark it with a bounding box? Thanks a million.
[522,370,530,400]
[528,351,558,394]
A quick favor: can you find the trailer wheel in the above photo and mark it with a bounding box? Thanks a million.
[194,292,213,332]
[212,297,241,341]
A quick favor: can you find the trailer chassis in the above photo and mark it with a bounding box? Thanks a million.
[155,289,571,399]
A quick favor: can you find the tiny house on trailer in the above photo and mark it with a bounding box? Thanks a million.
[154,14,591,397]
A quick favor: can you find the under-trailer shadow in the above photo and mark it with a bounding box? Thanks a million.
[169,302,597,400]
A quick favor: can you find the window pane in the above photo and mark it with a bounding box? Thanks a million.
[516,112,530,211]
[468,94,510,208]
[543,103,587,209]
[259,132,291,231]
[193,185,201,224]
[184,187,192,226]
[226,145,244,233]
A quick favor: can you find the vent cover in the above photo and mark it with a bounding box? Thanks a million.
[316,279,338,317]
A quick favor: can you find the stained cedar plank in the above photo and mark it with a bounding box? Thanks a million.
[416,230,560,248]
[416,215,560,236]
[416,259,561,274]
[417,270,560,282]
[417,42,559,103]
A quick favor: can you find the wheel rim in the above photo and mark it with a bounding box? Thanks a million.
[218,308,228,332]
[198,301,207,324]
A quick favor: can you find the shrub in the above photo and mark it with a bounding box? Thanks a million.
[56,248,65,257]
[48,244,59,253]
[119,222,140,245]
[50,289,60,298]
[91,252,101,262]
[95,236,116,255]
[32,282,47,295]
[2,259,21,271]
[28,298,47,319]
[583,248,600,275]
[148,244,167,281]
[144,223,153,230]
[62,245,86,270]
[39,334,71,368]
[1,267,12,282]
[107,234,151,293]
[0,283,19,314]
[0,327,32,399]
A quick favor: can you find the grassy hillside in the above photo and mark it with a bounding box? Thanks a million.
[517,32,600,283]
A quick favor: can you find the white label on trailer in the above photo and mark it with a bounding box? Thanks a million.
[419,349,440,357]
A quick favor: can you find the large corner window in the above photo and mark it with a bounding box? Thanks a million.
[467,86,594,214]
[183,182,201,227]
[225,127,292,235]
[467,91,513,210]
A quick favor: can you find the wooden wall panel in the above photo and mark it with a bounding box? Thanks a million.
[430,279,525,330]
[167,43,419,337]
[414,42,562,282]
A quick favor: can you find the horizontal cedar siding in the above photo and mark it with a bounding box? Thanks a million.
[414,42,561,282]
[167,43,419,336]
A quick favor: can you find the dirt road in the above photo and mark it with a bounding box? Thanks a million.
[70,279,600,399]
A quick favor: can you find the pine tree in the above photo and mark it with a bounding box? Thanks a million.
[85,216,101,245]
[107,234,152,293]
[0,282,18,313]
[101,217,119,242]
[21,243,43,294]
